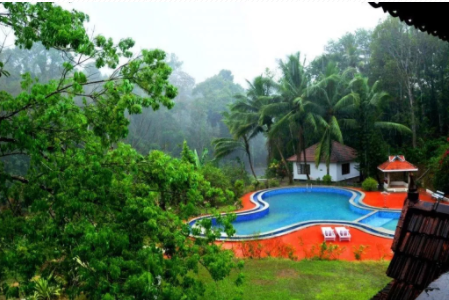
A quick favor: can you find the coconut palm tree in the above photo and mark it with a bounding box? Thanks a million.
[348,75,412,179]
[262,52,319,181]
[307,64,356,175]
[212,75,277,182]
[212,112,258,181]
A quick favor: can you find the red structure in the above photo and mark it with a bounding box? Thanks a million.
[378,156,418,192]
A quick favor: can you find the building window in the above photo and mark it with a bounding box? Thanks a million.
[342,163,350,175]
[296,163,310,175]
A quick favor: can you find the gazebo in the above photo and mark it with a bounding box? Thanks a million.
[378,155,418,192]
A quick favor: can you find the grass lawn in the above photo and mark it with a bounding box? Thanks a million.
[199,258,390,300]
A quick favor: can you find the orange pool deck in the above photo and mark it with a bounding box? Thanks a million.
[219,188,438,261]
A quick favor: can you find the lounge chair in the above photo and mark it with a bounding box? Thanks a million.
[321,227,336,242]
[335,227,351,242]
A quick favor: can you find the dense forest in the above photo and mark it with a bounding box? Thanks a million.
[1,2,449,300]
[126,18,449,192]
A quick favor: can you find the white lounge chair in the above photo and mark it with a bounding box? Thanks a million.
[335,227,351,242]
[321,227,336,242]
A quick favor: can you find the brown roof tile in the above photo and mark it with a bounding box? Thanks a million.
[286,141,357,163]
[374,193,449,300]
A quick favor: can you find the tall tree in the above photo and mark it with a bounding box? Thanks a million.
[371,17,421,148]
[0,3,241,299]
[262,53,317,182]
[308,63,355,175]
[349,75,412,180]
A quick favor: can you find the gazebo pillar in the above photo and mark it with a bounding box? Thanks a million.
[387,173,390,189]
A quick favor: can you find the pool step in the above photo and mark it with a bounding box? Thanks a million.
[355,210,378,223]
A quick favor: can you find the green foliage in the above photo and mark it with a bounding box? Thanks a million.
[200,164,236,207]
[353,245,370,260]
[433,138,449,194]
[0,3,242,300]
[309,242,346,261]
[28,276,62,300]
[362,177,378,191]
[233,180,245,199]
[266,159,287,180]
[267,178,280,188]
[181,140,198,167]
[220,160,250,186]
[322,175,332,184]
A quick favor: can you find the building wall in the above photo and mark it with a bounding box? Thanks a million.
[292,161,359,182]
[334,162,360,181]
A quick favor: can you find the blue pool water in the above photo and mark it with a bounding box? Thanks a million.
[358,211,399,231]
[229,191,365,235]
[192,187,401,239]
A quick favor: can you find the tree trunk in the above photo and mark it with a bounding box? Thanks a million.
[406,82,417,148]
[243,136,258,182]
[297,126,310,180]
[276,142,292,184]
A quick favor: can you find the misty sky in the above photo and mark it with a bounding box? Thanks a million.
[62,2,387,87]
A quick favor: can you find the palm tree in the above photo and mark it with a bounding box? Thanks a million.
[212,75,276,182]
[262,53,318,182]
[307,63,356,175]
[348,75,412,180]
[212,112,258,181]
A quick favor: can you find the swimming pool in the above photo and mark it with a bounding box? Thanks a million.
[189,187,401,240]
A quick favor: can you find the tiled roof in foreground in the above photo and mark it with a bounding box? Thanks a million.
[371,176,449,300]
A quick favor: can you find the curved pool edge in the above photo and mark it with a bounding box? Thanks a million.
[189,186,399,241]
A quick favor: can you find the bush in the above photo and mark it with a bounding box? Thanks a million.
[268,178,280,188]
[353,245,369,260]
[201,164,235,206]
[266,159,287,180]
[251,178,260,187]
[233,179,245,198]
[221,161,250,185]
[362,177,378,191]
[433,138,449,194]
[322,175,332,184]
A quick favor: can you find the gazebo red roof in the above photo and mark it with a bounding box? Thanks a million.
[377,155,418,172]
[286,141,356,163]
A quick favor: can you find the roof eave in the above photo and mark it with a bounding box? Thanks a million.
[377,168,419,172]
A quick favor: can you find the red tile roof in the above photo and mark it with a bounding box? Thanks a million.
[286,141,357,163]
[373,189,449,300]
[378,156,418,172]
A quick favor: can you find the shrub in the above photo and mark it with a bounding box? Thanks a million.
[362,177,378,191]
[233,179,245,198]
[201,164,235,205]
[433,137,449,194]
[353,245,369,260]
[322,175,332,184]
[221,160,250,185]
[310,241,346,260]
[266,159,287,180]
[268,178,280,188]
[251,178,260,187]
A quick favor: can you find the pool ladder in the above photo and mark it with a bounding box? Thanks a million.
[306,184,313,192]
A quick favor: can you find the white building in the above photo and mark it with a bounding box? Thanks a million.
[287,141,359,182]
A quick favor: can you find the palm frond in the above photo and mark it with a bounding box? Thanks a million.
[374,122,412,135]
[211,138,244,160]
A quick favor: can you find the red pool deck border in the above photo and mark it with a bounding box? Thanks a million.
[360,188,434,209]
[218,188,438,261]
[220,225,394,261]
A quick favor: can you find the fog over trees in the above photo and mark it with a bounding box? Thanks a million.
[1,3,449,300]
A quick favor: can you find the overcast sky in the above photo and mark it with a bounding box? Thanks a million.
[62,2,387,87]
